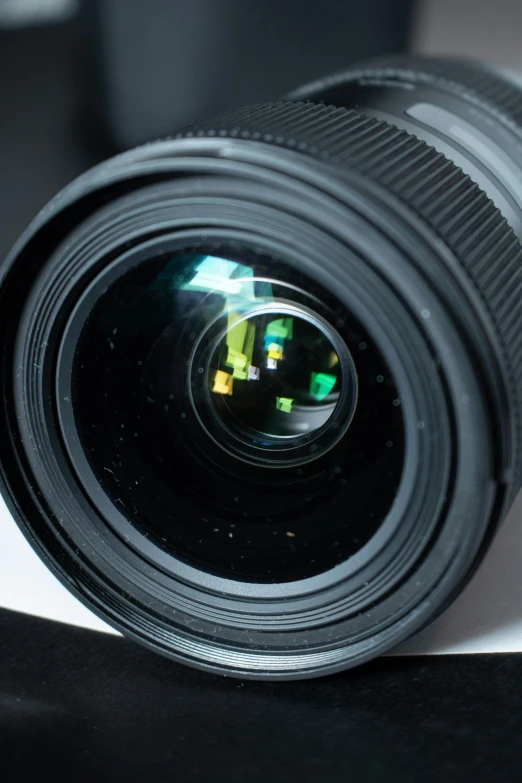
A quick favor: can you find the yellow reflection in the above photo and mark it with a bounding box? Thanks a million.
[267,343,283,361]
[328,351,339,368]
[213,370,234,395]
[225,315,256,379]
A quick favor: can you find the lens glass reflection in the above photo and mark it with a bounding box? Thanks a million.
[71,246,405,582]
[210,308,342,439]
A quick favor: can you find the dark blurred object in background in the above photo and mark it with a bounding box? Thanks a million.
[0,0,414,259]
[79,0,415,150]
[0,16,91,263]
[0,0,413,276]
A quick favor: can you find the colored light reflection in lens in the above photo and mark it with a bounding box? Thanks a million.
[210,309,342,440]
[165,254,347,443]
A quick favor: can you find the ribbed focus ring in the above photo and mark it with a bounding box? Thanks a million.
[182,101,522,493]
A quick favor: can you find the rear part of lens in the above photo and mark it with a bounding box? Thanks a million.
[1,58,521,678]
[290,55,522,247]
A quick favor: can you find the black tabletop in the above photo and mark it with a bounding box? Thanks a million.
[2,17,522,783]
[1,608,521,782]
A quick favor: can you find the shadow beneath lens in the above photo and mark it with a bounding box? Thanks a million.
[395,491,522,655]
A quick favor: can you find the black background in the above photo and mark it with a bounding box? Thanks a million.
[0,23,97,263]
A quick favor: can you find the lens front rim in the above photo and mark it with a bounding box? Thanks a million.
[51,223,415,601]
[1,138,500,677]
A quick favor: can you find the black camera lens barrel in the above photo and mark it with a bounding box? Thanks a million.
[291,56,522,129]
[1,56,521,679]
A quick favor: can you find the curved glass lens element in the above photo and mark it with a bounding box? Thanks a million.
[151,253,358,465]
[210,308,343,440]
[71,247,405,582]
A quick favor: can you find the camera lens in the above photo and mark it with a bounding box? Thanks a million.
[1,56,521,679]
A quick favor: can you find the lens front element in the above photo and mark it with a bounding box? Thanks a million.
[64,245,404,583]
